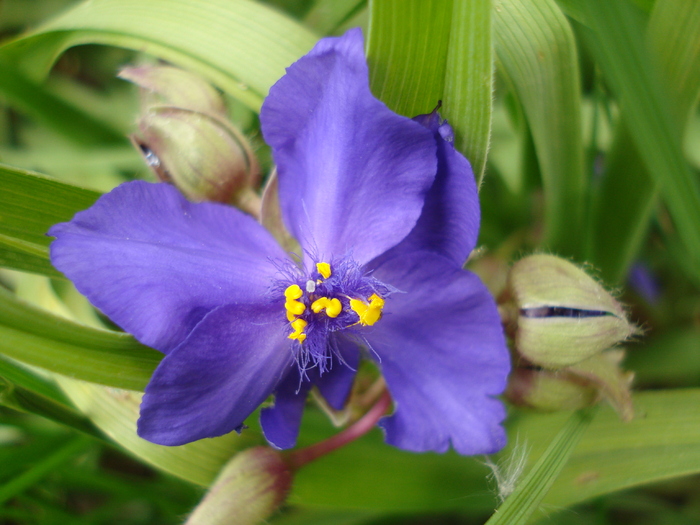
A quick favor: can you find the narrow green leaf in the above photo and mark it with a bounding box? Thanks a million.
[0,288,161,391]
[494,0,586,258]
[0,378,102,439]
[536,389,700,514]
[0,164,101,276]
[367,0,494,184]
[304,0,366,35]
[443,0,493,183]
[0,233,60,278]
[57,377,259,486]
[0,60,126,145]
[0,0,319,111]
[0,164,100,246]
[0,436,92,505]
[580,0,700,277]
[589,0,700,283]
[367,0,452,117]
[485,409,594,525]
[0,354,69,404]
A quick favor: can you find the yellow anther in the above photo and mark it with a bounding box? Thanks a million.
[311,297,329,313]
[349,293,385,326]
[311,297,343,318]
[291,318,307,332]
[285,300,306,316]
[316,262,332,279]
[289,331,307,343]
[288,318,307,343]
[284,284,303,300]
[326,298,342,318]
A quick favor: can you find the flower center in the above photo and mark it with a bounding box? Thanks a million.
[281,261,388,346]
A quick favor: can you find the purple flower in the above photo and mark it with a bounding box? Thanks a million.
[49,29,510,455]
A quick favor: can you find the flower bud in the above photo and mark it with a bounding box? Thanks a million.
[119,65,227,116]
[507,254,638,368]
[185,447,292,525]
[506,367,599,412]
[132,107,259,212]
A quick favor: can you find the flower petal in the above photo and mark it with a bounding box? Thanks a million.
[382,113,479,265]
[49,181,287,353]
[260,369,311,450]
[367,252,510,455]
[138,303,292,446]
[261,28,437,265]
[260,339,359,449]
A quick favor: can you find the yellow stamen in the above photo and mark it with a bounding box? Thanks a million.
[316,262,332,279]
[285,300,306,316]
[284,284,303,300]
[349,293,385,326]
[288,317,307,343]
[311,297,343,318]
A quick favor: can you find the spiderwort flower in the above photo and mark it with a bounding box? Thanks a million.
[49,29,510,455]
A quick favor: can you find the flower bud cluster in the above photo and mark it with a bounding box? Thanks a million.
[120,66,260,213]
[503,254,638,419]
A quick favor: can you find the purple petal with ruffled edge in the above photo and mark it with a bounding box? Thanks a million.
[261,337,359,449]
[367,251,509,455]
[379,112,480,267]
[49,181,287,354]
[138,303,292,446]
[261,28,437,266]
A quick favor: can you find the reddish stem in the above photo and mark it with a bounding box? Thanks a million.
[285,389,392,471]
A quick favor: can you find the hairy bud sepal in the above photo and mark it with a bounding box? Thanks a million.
[508,254,638,368]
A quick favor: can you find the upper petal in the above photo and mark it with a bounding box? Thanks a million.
[261,28,437,265]
[367,252,510,455]
[138,303,292,446]
[378,113,480,266]
[49,181,287,353]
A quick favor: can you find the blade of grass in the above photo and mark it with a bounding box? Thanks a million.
[494,0,586,258]
[484,408,594,525]
[580,0,700,277]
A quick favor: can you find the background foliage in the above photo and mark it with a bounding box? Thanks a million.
[0,0,699,523]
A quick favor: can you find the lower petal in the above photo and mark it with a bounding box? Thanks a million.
[137,303,292,446]
[367,252,510,455]
[260,338,359,449]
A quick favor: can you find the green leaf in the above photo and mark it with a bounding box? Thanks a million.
[367,1,494,182]
[443,0,493,183]
[293,390,700,514]
[0,436,92,505]
[57,377,260,486]
[0,375,102,439]
[0,287,161,391]
[494,0,586,258]
[589,0,700,283]
[367,0,452,117]
[304,0,366,35]
[0,60,126,145]
[510,390,700,520]
[0,0,319,111]
[0,164,100,276]
[485,409,594,525]
[580,0,700,278]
